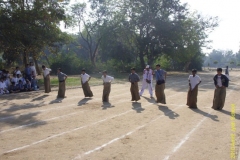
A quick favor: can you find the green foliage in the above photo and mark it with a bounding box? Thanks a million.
[49,53,94,74]
[155,56,172,70]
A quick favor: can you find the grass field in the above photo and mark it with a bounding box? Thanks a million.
[37,72,190,88]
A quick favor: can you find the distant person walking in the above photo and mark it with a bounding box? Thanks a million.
[139,65,153,98]
[225,66,230,80]
[57,68,67,98]
[42,65,51,93]
[186,69,201,108]
[212,68,229,110]
[155,64,167,104]
[129,68,140,102]
[101,71,114,102]
[80,69,93,97]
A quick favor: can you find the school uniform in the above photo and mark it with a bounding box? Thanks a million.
[129,73,140,101]
[155,69,166,104]
[80,73,93,97]
[25,67,32,81]
[14,70,22,75]
[11,77,18,85]
[186,75,201,108]
[30,66,37,77]
[212,74,229,110]
[43,68,51,93]
[0,81,9,94]
[58,72,67,98]
[139,69,153,97]
[102,75,114,102]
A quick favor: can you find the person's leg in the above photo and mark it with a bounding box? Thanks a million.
[139,80,147,96]
[148,81,153,97]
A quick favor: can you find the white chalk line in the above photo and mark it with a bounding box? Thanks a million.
[0,96,147,134]
[72,105,185,160]
[0,91,132,121]
[0,88,186,134]
[1,90,185,155]
[0,86,129,112]
[0,81,189,121]
[1,75,216,155]
[163,76,240,160]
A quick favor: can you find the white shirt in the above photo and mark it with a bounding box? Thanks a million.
[217,76,222,87]
[143,69,153,80]
[43,68,51,77]
[188,75,201,90]
[14,70,22,75]
[102,75,114,83]
[4,79,10,87]
[80,73,90,83]
[0,81,7,89]
[11,77,18,85]
[30,66,37,76]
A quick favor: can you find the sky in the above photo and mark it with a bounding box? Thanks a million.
[63,0,240,53]
[181,0,240,53]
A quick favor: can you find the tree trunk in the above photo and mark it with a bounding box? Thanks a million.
[22,49,29,66]
[184,62,191,72]
[139,51,145,69]
[33,57,41,75]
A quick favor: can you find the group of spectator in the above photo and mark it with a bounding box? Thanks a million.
[0,62,39,95]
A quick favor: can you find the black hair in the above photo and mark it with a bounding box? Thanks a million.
[42,65,46,68]
[82,68,86,71]
[156,64,161,67]
[102,70,107,73]
[58,68,62,71]
[131,68,135,70]
[217,68,222,72]
[192,69,197,72]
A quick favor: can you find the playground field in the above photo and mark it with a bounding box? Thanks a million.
[0,71,239,160]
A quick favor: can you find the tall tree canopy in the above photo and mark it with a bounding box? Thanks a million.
[0,0,70,69]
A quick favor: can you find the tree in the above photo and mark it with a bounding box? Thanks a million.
[0,0,70,73]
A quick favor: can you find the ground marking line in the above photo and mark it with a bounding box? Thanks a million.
[163,76,240,160]
[0,82,188,121]
[0,89,186,134]
[0,112,79,134]
[0,86,129,112]
[2,90,185,155]
[0,91,132,121]
[0,96,151,134]
[72,105,185,160]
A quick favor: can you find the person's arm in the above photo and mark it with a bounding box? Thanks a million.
[164,71,167,82]
[88,76,91,82]
[197,76,201,85]
[136,74,140,82]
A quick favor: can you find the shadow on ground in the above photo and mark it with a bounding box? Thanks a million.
[78,98,93,106]
[0,111,47,132]
[189,108,219,121]
[158,105,179,119]
[101,102,115,110]
[132,102,145,113]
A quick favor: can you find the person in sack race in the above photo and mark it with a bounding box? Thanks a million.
[57,68,68,98]
[101,70,114,102]
[80,69,93,97]
[225,66,230,80]
[139,65,153,98]
[186,69,201,109]
[42,65,51,93]
[154,64,167,104]
[212,68,229,110]
[129,68,140,102]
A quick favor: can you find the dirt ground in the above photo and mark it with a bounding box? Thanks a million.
[0,71,239,160]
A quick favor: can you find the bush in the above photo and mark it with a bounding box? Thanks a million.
[49,53,94,74]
